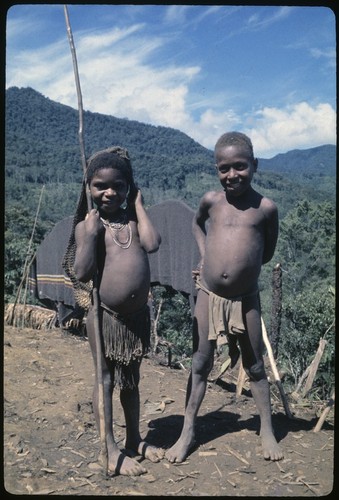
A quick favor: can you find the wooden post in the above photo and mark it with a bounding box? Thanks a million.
[270,263,282,358]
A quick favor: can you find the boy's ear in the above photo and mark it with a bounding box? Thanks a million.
[253,158,258,172]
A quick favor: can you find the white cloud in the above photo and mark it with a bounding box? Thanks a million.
[178,108,241,149]
[164,5,191,24]
[6,9,336,159]
[310,47,336,69]
[248,102,336,158]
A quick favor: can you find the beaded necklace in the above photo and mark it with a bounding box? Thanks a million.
[100,213,132,249]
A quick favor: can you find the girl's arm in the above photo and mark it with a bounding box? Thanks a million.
[74,209,104,282]
[134,190,161,253]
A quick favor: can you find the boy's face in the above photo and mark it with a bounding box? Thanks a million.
[89,167,128,215]
[215,145,257,197]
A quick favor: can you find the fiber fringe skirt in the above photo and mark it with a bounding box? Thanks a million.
[100,302,151,389]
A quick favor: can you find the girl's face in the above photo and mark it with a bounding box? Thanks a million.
[89,167,129,216]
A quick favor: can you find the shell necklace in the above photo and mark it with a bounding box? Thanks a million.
[100,213,132,249]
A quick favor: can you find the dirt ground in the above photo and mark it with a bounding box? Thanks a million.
[3,325,335,497]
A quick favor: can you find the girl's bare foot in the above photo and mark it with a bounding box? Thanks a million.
[99,449,147,476]
[125,440,165,463]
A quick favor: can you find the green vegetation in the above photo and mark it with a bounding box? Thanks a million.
[5,87,335,399]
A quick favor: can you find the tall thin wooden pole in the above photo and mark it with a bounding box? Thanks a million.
[11,185,45,327]
[21,185,46,328]
[64,5,108,473]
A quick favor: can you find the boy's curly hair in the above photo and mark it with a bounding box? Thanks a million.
[214,131,254,160]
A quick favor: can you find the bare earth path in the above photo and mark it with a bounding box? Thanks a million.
[3,326,335,496]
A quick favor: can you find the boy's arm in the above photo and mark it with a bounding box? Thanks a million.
[74,209,103,282]
[134,190,161,253]
[192,191,214,263]
[262,199,279,264]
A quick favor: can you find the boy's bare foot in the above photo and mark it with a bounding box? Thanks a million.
[125,440,165,463]
[99,449,147,476]
[261,433,284,461]
[165,436,196,463]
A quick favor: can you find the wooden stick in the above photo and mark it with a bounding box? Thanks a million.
[63,5,91,209]
[261,317,293,418]
[63,4,108,473]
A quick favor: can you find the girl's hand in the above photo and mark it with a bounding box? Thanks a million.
[127,182,139,207]
[134,189,143,207]
[84,209,104,235]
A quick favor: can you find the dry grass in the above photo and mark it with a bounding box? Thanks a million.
[4,303,57,330]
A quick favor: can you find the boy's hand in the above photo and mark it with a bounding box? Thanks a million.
[192,260,204,280]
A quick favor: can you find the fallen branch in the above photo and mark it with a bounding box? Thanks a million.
[313,391,335,432]
[301,338,327,398]
[225,445,250,465]
[261,317,293,418]
[293,321,334,400]
[236,362,247,398]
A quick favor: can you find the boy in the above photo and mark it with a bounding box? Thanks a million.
[165,132,283,463]
[65,146,163,476]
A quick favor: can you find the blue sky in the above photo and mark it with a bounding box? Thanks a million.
[6,4,336,158]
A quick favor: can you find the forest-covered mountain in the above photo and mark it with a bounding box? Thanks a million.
[5,86,335,219]
[5,86,214,188]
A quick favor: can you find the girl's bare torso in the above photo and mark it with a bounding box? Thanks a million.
[201,196,266,298]
[98,221,150,315]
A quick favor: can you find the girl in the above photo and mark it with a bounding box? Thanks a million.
[64,146,163,476]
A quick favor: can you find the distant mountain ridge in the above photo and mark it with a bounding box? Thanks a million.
[259,145,336,177]
[6,86,335,181]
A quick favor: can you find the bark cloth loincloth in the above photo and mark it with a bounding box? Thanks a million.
[195,276,258,344]
[100,302,151,389]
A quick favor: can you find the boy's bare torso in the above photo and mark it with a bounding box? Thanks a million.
[201,190,267,298]
[98,220,150,315]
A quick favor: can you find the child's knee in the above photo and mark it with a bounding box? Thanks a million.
[192,351,213,375]
[244,360,266,382]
